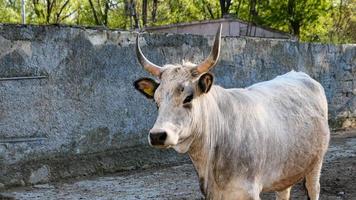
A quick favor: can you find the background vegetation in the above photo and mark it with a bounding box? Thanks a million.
[0,0,355,43]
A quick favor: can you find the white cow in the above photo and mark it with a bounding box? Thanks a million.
[134,25,330,200]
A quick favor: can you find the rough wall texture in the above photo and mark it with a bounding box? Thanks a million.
[0,24,355,188]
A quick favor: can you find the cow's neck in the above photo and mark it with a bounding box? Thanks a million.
[188,85,224,174]
[188,133,206,172]
[188,133,209,195]
[187,85,229,195]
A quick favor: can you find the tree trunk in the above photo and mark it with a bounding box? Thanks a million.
[287,0,300,36]
[235,0,243,18]
[246,0,257,36]
[142,0,147,27]
[130,0,139,29]
[88,0,100,25]
[291,20,300,36]
[249,0,257,20]
[46,0,55,24]
[152,0,158,23]
[202,0,214,19]
[219,0,231,18]
[103,0,109,26]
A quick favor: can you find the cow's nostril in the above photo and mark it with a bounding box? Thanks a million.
[159,133,167,141]
[149,131,167,145]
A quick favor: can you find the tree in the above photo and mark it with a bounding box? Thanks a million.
[202,0,216,19]
[29,0,76,24]
[151,0,158,23]
[264,0,330,37]
[87,0,117,26]
[0,0,21,23]
[328,0,356,43]
[141,0,147,26]
[130,0,139,28]
[219,0,231,17]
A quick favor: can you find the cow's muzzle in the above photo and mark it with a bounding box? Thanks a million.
[149,131,167,146]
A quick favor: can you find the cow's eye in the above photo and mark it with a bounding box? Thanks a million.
[183,94,193,105]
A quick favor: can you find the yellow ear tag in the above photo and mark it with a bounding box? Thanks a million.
[138,80,156,97]
[143,88,154,96]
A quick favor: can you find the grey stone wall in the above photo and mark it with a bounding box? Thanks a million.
[0,24,355,188]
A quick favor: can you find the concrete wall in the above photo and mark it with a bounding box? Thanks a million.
[0,24,355,188]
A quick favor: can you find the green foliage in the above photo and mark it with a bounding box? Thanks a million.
[255,0,331,39]
[0,0,354,43]
[0,0,21,23]
[327,0,356,43]
[107,2,129,29]
[25,0,78,24]
[141,0,219,26]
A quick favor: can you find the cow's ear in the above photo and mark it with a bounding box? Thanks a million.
[134,77,159,99]
[198,73,214,94]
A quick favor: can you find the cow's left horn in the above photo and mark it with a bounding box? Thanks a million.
[136,35,162,77]
[196,24,222,74]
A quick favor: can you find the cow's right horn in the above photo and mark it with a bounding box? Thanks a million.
[196,24,222,74]
[136,35,162,77]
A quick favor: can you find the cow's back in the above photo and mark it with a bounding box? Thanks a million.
[248,71,328,118]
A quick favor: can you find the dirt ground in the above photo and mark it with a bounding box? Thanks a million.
[1,131,355,200]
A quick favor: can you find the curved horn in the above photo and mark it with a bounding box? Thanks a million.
[136,35,162,77]
[196,24,222,74]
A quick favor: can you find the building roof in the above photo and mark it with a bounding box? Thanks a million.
[145,18,293,39]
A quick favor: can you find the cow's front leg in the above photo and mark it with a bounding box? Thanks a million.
[275,186,292,200]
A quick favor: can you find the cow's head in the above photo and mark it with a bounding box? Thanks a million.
[134,25,221,153]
